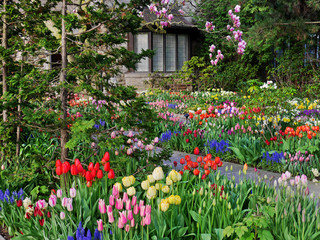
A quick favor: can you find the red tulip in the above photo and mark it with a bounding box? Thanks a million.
[85,171,93,181]
[104,162,110,172]
[173,161,177,167]
[71,164,78,176]
[179,170,184,175]
[185,155,191,161]
[205,169,210,175]
[47,211,51,218]
[77,164,84,173]
[55,159,62,168]
[74,158,81,166]
[97,169,103,179]
[87,181,92,187]
[194,147,200,155]
[180,158,185,164]
[39,218,44,226]
[62,163,69,174]
[193,169,200,176]
[215,157,220,164]
[186,139,190,143]
[108,169,115,179]
[88,162,94,172]
[91,169,96,178]
[103,152,110,162]
[94,162,100,171]
[56,166,62,176]
[16,199,22,207]
[183,165,189,171]
[197,156,202,162]
[207,153,212,160]
[201,174,206,180]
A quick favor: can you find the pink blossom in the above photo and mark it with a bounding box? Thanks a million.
[234,5,241,13]
[109,195,115,206]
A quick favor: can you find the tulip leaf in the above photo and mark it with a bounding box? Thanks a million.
[177,227,188,237]
[189,210,200,222]
[201,233,211,240]
[214,228,224,240]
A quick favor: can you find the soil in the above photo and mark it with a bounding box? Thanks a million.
[0,226,12,240]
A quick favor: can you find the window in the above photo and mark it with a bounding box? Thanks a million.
[134,32,189,72]
[134,33,149,72]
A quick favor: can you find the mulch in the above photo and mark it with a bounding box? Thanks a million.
[0,226,12,240]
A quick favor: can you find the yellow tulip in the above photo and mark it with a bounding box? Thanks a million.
[152,167,164,181]
[147,175,155,184]
[166,176,173,186]
[161,185,170,193]
[141,180,150,190]
[174,195,181,205]
[122,177,131,188]
[127,187,136,196]
[146,186,157,200]
[128,175,135,185]
[160,199,169,212]
[155,183,163,190]
[168,195,176,205]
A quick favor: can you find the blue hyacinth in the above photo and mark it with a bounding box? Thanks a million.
[205,139,230,154]
[160,130,172,142]
[0,188,24,208]
[262,151,285,166]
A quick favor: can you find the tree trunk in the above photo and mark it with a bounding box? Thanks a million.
[1,0,8,161]
[2,0,8,123]
[60,0,68,162]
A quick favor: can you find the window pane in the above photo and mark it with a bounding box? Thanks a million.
[134,33,149,72]
[166,34,176,71]
[152,34,164,71]
[178,34,188,69]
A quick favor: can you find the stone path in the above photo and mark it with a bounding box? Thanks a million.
[163,150,320,197]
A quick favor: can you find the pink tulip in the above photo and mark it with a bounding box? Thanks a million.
[133,204,139,215]
[144,213,151,225]
[295,176,301,185]
[116,199,123,210]
[118,218,124,229]
[112,186,119,198]
[108,212,114,223]
[131,196,137,206]
[49,195,57,207]
[70,188,76,198]
[109,195,115,206]
[126,199,131,210]
[301,175,307,186]
[123,192,128,202]
[145,205,151,214]
[139,200,144,208]
[131,218,135,228]
[99,199,106,214]
[120,211,127,224]
[140,206,146,217]
[107,205,112,213]
[127,210,133,221]
[97,219,103,231]
[60,212,65,220]
[57,189,62,198]
[125,224,130,232]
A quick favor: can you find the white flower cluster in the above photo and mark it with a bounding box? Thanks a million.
[260,81,277,89]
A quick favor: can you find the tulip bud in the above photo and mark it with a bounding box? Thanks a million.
[212,199,216,207]
[60,211,65,220]
[97,219,103,231]
[1,164,5,171]
[57,189,62,198]
[70,188,76,198]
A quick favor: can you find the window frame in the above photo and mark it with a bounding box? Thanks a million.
[132,31,190,73]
